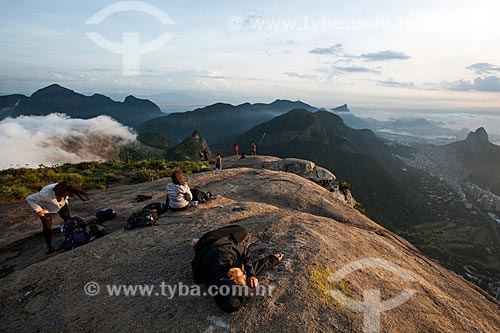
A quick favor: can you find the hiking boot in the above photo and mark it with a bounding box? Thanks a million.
[45,246,55,255]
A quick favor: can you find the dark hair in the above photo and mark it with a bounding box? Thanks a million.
[171,171,186,185]
[54,182,89,201]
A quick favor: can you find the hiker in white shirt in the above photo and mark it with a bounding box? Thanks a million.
[26,182,89,254]
[166,171,193,211]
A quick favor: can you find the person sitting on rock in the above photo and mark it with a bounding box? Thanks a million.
[26,182,89,254]
[191,225,283,312]
[166,171,193,211]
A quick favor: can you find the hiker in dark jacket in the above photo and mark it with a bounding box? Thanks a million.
[26,182,89,254]
[191,225,283,312]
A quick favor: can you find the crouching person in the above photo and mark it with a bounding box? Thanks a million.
[26,182,89,254]
[191,225,283,312]
[166,171,193,211]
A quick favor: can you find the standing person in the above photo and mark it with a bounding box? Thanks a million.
[26,182,89,254]
[251,142,257,155]
[234,144,239,155]
[166,171,193,212]
[215,153,222,172]
[202,148,209,162]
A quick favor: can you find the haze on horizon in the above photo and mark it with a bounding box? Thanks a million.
[1,0,499,126]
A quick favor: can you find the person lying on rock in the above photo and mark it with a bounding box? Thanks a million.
[26,182,89,254]
[166,171,193,211]
[191,225,283,312]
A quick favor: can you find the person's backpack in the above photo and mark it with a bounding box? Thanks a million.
[135,194,153,202]
[60,216,89,251]
[89,224,106,240]
[96,208,117,222]
[124,209,158,230]
[142,202,166,215]
[192,187,213,203]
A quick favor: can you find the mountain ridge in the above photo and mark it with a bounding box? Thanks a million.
[234,109,430,229]
[0,84,164,127]
[137,100,318,144]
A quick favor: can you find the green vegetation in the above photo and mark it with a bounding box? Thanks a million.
[338,181,351,192]
[354,202,366,215]
[308,264,352,308]
[397,176,500,283]
[0,159,211,202]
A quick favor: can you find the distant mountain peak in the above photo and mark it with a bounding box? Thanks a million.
[332,104,350,113]
[31,84,74,98]
[269,99,311,107]
[124,95,161,111]
[124,95,140,103]
[466,127,489,143]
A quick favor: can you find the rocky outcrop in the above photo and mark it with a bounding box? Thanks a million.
[0,163,499,332]
[466,127,489,143]
[166,130,212,162]
[265,158,356,207]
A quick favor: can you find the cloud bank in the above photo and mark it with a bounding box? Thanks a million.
[0,114,137,169]
[309,44,344,55]
[466,63,500,75]
[360,50,411,61]
[446,76,500,92]
[378,79,415,88]
[283,72,318,80]
[332,66,381,74]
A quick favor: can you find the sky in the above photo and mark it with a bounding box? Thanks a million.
[1,0,499,117]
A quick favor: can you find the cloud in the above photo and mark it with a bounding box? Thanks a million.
[332,66,380,74]
[360,50,411,61]
[466,63,500,75]
[445,76,500,92]
[472,76,500,91]
[0,114,136,168]
[378,79,415,88]
[283,72,318,80]
[309,44,344,55]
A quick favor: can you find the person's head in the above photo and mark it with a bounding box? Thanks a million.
[218,153,221,157]
[53,182,70,198]
[171,171,186,185]
[213,279,246,313]
[53,182,89,201]
[227,267,246,286]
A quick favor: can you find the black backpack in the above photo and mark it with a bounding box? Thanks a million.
[192,187,213,203]
[96,208,117,222]
[124,209,158,230]
[89,224,106,239]
[142,202,167,215]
